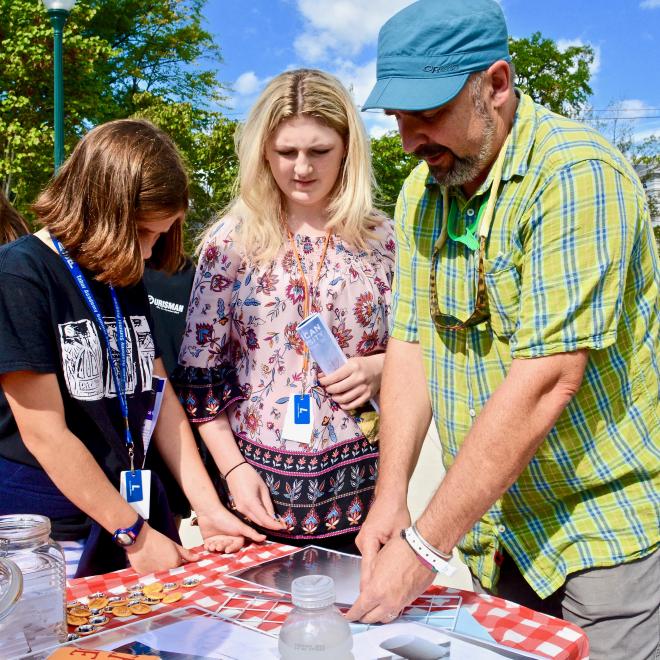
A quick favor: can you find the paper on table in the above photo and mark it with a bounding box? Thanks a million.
[352,622,515,660]
[126,617,278,659]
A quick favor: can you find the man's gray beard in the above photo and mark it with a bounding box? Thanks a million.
[429,113,497,188]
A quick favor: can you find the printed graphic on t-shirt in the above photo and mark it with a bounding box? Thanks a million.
[57,316,153,401]
[106,319,137,397]
[131,315,155,391]
[58,319,105,400]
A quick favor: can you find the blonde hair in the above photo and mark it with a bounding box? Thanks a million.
[219,69,378,265]
[33,119,187,287]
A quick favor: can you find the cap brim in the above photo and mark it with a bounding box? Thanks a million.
[362,72,469,112]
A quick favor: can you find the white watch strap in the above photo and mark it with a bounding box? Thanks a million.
[403,526,456,577]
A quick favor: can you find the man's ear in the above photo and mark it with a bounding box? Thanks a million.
[487,60,511,110]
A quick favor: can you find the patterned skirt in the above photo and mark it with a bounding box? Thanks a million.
[225,434,379,541]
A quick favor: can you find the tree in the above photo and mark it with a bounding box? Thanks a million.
[509,32,594,117]
[135,92,239,250]
[370,132,419,213]
[0,1,113,207]
[0,0,225,230]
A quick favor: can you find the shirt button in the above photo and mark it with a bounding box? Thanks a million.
[469,408,476,417]
[498,524,506,534]
[466,208,475,217]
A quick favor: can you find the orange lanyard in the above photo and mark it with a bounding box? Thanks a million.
[286,228,332,384]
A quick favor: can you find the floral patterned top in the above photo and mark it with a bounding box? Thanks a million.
[174,217,395,540]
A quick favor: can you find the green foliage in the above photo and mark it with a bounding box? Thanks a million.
[0,0,113,214]
[0,0,226,238]
[370,132,419,214]
[509,32,594,117]
[135,92,239,251]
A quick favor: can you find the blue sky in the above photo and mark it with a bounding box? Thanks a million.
[203,0,660,141]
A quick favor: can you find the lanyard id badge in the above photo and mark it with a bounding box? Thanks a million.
[281,394,314,445]
[119,468,151,518]
[51,235,147,512]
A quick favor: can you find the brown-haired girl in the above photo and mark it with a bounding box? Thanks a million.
[0,119,263,577]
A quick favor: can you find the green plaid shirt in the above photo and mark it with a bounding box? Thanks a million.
[392,92,660,597]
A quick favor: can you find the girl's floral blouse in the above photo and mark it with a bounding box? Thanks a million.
[175,216,395,453]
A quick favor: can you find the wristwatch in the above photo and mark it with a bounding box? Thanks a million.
[112,515,145,547]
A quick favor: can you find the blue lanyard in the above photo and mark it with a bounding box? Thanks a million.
[51,235,136,468]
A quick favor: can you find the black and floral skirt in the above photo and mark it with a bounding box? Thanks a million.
[221,435,379,541]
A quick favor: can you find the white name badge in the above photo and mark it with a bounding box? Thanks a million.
[120,469,151,519]
[281,394,314,445]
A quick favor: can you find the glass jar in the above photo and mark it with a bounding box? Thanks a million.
[0,514,67,657]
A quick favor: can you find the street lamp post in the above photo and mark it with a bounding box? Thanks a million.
[42,0,77,171]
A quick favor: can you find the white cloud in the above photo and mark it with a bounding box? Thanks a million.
[234,71,262,96]
[640,0,660,8]
[294,0,413,62]
[328,58,398,136]
[556,38,601,76]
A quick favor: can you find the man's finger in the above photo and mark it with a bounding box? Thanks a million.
[357,535,381,590]
[345,592,376,622]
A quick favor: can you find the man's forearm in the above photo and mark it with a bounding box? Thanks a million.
[416,350,588,553]
[376,338,433,501]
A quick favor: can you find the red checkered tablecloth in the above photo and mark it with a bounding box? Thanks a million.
[67,542,588,659]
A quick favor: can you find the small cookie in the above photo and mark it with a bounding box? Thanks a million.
[67,615,88,627]
[162,591,183,604]
[182,576,202,588]
[69,606,91,618]
[130,603,152,615]
[89,615,109,626]
[88,597,109,610]
[111,605,133,618]
[162,582,179,592]
[143,582,164,594]
[75,624,98,635]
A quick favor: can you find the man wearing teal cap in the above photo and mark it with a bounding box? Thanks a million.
[346,1,660,656]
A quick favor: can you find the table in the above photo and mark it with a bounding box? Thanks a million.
[66,542,589,659]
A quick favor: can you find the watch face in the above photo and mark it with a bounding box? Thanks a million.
[116,532,134,546]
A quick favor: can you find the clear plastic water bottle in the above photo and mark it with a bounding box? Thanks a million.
[278,574,353,659]
[0,514,67,658]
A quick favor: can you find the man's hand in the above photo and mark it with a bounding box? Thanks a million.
[355,495,411,590]
[225,463,288,532]
[346,533,435,624]
[126,523,199,574]
[318,354,384,410]
[196,506,268,554]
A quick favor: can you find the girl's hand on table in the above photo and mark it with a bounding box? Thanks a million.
[196,507,268,554]
[318,354,385,410]
[125,523,199,574]
[225,462,288,532]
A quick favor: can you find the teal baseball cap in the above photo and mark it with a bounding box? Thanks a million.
[363,0,511,112]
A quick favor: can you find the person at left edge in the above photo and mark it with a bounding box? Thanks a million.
[0,119,265,577]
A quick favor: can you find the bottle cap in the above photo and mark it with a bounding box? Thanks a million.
[291,574,336,609]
